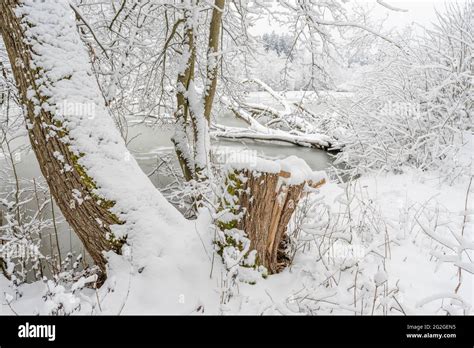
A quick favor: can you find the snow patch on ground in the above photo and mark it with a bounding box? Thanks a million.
[2,168,471,315]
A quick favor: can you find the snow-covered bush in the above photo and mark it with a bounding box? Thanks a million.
[281,179,403,315]
[42,258,99,315]
[0,124,89,290]
[0,104,44,285]
[284,170,472,315]
[334,2,473,181]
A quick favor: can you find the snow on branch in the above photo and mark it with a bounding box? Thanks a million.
[376,0,408,13]
[308,18,403,50]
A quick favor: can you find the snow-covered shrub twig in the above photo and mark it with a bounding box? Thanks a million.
[334,2,473,181]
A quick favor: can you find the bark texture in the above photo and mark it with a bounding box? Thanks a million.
[233,169,325,273]
[0,0,123,278]
[172,11,197,182]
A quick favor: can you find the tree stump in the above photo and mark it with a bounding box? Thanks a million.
[219,165,325,275]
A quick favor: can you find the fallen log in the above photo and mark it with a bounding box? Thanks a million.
[212,107,335,150]
[212,126,332,150]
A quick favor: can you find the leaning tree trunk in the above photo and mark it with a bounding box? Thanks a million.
[0,0,124,278]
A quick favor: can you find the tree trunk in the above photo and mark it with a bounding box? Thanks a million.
[172,12,196,182]
[203,0,225,122]
[173,0,225,182]
[0,0,123,279]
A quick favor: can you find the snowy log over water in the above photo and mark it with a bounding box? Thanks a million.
[212,78,338,151]
[213,124,333,150]
[212,107,335,150]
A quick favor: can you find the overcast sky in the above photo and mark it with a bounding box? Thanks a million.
[251,0,459,34]
[370,0,445,28]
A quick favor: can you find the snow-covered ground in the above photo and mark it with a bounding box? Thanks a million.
[2,163,471,315]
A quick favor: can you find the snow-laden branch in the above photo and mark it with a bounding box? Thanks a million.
[376,0,408,13]
[307,18,403,50]
[237,78,329,133]
[416,293,471,312]
[69,3,110,59]
[241,78,293,114]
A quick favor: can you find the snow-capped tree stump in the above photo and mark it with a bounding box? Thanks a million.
[220,158,325,274]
